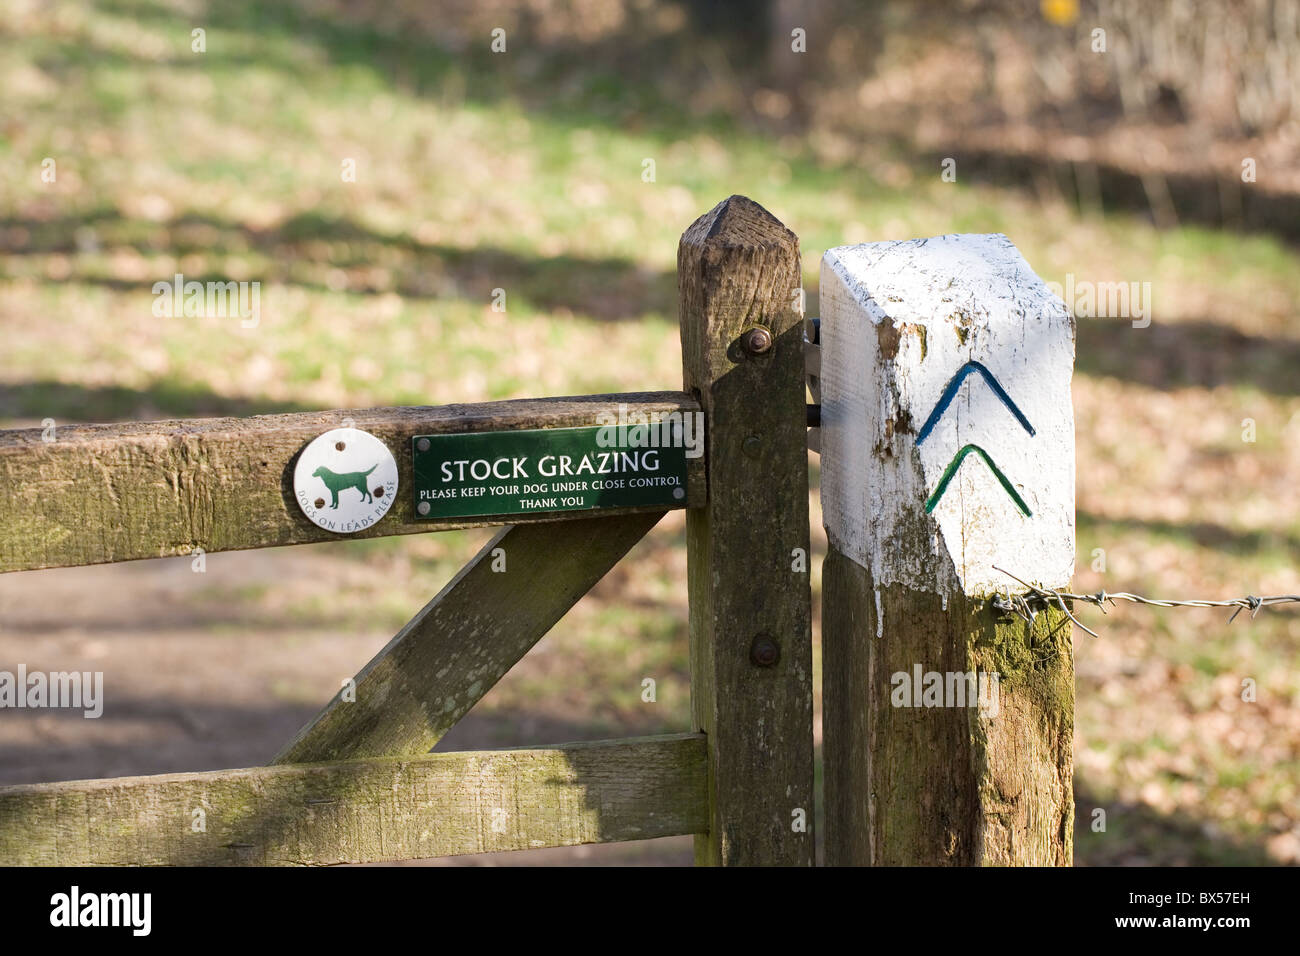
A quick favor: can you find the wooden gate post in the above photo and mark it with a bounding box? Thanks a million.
[678,196,815,866]
[819,235,1076,865]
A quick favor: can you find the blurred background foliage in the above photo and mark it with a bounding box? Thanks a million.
[0,0,1297,865]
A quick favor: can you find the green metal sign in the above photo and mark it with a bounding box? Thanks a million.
[412,426,690,520]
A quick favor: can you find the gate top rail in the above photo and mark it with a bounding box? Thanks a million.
[0,391,705,574]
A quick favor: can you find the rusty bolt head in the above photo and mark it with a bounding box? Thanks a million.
[743,326,773,355]
[750,634,780,667]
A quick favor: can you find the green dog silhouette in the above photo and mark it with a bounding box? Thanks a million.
[312,463,379,509]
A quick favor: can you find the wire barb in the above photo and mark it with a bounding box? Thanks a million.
[989,567,1300,638]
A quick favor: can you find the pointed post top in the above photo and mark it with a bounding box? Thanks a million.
[677,195,803,379]
[681,195,798,253]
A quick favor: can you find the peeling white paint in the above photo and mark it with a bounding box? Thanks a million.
[819,234,1075,597]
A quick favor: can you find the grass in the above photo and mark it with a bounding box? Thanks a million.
[2,0,1299,865]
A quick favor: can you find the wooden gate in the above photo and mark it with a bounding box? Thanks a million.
[0,196,815,867]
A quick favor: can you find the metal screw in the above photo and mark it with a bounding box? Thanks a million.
[743,326,773,355]
[750,635,780,667]
[742,435,762,458]
[335,441,346,451]
[417,501,431,516]
[314,498,325,510]
[416,438,431,452]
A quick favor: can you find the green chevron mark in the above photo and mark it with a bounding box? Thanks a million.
[924,444,1032,517]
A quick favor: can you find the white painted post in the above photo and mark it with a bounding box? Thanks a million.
[818,234,1076,866]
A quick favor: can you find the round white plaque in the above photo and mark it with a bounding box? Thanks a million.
[293,427,399,534]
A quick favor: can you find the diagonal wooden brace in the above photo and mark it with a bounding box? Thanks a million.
[273,512,663,764]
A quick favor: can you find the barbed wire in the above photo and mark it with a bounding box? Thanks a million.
[989,566,1300,639]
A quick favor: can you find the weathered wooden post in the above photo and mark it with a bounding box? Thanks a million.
[679,196,815,865]
[819,235,1076,865]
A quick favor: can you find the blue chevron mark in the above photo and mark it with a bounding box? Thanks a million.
[915,361,1036,446]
